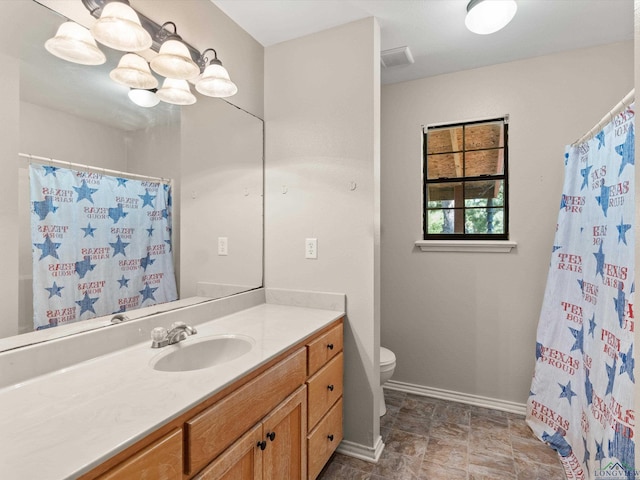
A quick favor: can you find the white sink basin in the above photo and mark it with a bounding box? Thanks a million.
[151,334,255,372]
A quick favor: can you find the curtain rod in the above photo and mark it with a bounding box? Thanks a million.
[572,89,635,146]
[18,153,171,185]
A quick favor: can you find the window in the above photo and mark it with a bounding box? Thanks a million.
[423,117,509,240]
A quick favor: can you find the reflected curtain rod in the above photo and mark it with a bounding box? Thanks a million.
[572,89,635,146]
[18,152,171,185]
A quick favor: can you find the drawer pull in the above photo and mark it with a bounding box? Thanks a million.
[257,440,267,450]
[327,384,334,391]
[327,343,334,350]
[266,431,276,442]
[327,434,334,442]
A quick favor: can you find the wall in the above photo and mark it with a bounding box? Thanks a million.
[265,18,381,456]
[381,41,634,406]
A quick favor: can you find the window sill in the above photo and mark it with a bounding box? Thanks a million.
[415,240,517,253]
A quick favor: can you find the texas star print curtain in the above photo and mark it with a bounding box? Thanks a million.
[30,165,177,330]
[527,104,635,479]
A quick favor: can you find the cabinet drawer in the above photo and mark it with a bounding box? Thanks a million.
[307,323,343,376]
[98,428,182,480]
[307,398,343,480]
[186,348,307,475]
[307,352,343,430]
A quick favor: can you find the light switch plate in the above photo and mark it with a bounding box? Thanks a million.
[218,237,228,256]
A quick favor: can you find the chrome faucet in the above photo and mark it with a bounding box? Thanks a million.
[151,322,197,348]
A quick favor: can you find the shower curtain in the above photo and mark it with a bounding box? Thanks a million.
[30,164,177,330]
[527,103,635,479]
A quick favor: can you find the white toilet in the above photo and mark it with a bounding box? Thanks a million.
[379,346,397,416]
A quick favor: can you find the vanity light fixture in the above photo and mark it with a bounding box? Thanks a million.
[128,88,160,107]
[90,0,152,52]
[156,78,196,105]
[465,0,517,35]
[45,21,106,65]
[149,22,200,80]
[110,53,158,89]
[195,48,238,98]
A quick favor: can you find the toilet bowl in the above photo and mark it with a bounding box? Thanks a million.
[379,346,396,416]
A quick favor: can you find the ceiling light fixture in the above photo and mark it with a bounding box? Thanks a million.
[195,48,238,98]
[156,78,196,105]
[128,88,160,107]
[45,21,106,65]
[149,22,200,80]
[465,0,517,35]
[44,0,239,107]
[90,0,152,52]
[110,53,158,89]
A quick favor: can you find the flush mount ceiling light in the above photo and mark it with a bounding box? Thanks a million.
[110,53,158,89]
[91,1,152,52]
[465,0,517,35]
[195,48,238,98]
[156,78,196,105]
[45,21,106,65]
[128,88,160,107]
[150,22,200,80]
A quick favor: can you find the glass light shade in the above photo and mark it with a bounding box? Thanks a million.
[150,39,200,80]
[156,78,196,105]
[110,53,158,89]
[128,89,160,108]
[465,0,517,35]
[45,21,106,65]
[195,63,238,98]
[91,2,152,52]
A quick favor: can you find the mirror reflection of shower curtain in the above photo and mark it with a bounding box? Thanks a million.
[527,105,635,479]
[29,165,177,330]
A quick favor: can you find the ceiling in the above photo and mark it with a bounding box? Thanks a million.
[211,0,634,85]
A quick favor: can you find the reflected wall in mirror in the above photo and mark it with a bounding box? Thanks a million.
[1,0,263,344]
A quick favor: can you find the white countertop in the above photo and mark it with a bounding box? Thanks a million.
[0,303,343,480]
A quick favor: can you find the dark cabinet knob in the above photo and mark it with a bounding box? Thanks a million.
[257,440,267,450]
[267,431,276,441]
[327,384,334,391]
[327,343,334,350]
[327,434,334,442]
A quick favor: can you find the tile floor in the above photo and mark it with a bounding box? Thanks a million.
[317,389,566,480]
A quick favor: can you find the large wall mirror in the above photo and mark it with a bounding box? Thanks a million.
[2,0,263,347]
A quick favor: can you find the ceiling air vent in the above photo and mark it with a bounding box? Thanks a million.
[380,46,414,68]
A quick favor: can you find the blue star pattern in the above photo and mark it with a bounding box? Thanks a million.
[595,131,605,149]
[139,188,156,208]
[117,275,129,289]
[139,284,158,303]
[81,222,97,238]
[45,281,64,298]
[73,180,98,203]
[593,243,606,279]
[582,437,590,474]
[43,165,59,176]
[595,183,611,217]
[613,285,627,328]
[559,381,577,405]
[605,357,617,396]
[542,430,572,457]
[588,314,597,338]
[29,165,177,334]
[615,124,634,175]
[109,235,129,257]
[580,163,592,190]
[616,217,632,245]
[584,370,593,405]
[569,326,584,354]
[76,292,99,316]
[33,196,58,221]
[619,344,634,383]
[595,440,605,464]
[34,235,61,260]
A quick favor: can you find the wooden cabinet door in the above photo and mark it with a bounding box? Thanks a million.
[194,424,263,480]
[261,386,307,480]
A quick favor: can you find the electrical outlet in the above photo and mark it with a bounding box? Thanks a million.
[305,238,317,259]
[218,237,228,256]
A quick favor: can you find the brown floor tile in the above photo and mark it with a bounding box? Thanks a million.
[332,452,377,473]
[392,411,431,436]
[384,429,429,458]
[419,461,469,479]
[399,396,439,419]
[508,416,538,441]
[317,461,373,480]
[511,437,563,467]
[373,450,422,479]
[384,389,407,409]
[429,421,470,442]
[468,451,517,477]
[432,403,471,427]
[424,436,468,466]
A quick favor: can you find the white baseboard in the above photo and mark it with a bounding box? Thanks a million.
[336,435,385,463]
[384,380,527,416]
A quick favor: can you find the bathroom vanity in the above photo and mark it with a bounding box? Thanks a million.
[0,290,345,480]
